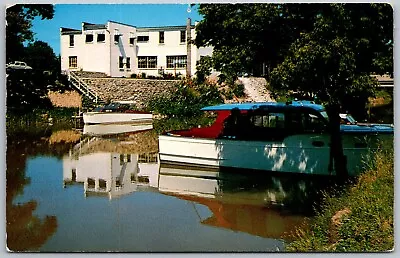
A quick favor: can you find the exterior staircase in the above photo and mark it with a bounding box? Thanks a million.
[67,71,102,104]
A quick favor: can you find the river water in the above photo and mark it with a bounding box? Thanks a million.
[6,124,336,252]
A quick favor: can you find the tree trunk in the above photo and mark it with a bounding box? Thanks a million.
[326,103,348,179]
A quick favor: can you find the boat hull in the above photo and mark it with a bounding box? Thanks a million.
[83,112,152,124]
[159,133,390,176]
[83,123,153,136]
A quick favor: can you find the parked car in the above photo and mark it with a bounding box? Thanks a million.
[6,61,32,70]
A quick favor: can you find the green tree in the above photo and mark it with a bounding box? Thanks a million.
[195,4,321,83]
[6,5,69,113]
[6,4,54,62]
[24,41,59,73]
[6,69,53,113]
[270,3,393,177]
[195,3,393,178]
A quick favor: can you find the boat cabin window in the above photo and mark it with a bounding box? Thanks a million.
[222,109,286,141]
[221,108,327,141]
[286,111,327,133]
[251,113,285,129]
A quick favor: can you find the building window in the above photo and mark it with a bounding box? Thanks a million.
[137,36,149,43]
[138,152,158,163]
[71,169,76,182]
[180,30,186,43]
[119,56,124,69]
[69,35,74,47]
[126,57,131,69]
[159,31,164,44]
[69,56,77,68]
[129,32,135,45]
[114,29,120,44]
[138,56,157,69]
[87,178,95,189]
[85,34,93,43]
[97,33,105,42]
[99,179,107,190]
[114,35,120,44]
[167,55,187,68]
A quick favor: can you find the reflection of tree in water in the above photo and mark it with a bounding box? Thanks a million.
[217,169,347,215]
[6,132,68,251]
[7,201,57,251]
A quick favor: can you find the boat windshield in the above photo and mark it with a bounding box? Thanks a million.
[346,115,357,124]
[320,111,329,122]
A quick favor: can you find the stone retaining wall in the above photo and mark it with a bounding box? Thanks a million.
[82,78,178,108]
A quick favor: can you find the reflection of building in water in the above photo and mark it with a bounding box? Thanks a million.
[63,152,159,199]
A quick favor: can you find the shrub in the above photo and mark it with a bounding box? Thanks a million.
[141,72,146,79]
[232,83,245,97]
[130,73,137,78]
[163,73,175,80]
[152,116,216,135]
[147,79,223,118]
[286,141,394,252]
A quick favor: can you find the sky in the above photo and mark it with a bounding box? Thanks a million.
[31,4,203,56]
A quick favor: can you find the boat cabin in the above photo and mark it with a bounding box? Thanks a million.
[165,101,330,141]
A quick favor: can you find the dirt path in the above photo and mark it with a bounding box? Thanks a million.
[238,77,275,102]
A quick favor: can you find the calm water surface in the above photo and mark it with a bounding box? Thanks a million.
[6,125,331,252]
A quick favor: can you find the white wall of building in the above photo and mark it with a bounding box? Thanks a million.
[62,152,159,199]
[60,20,213,78]
[108,22,137,77]
[136,28,188,77]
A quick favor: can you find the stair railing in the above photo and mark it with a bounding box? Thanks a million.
[67,70,99,103]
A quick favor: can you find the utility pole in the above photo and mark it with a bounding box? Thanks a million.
[186,17,192,78]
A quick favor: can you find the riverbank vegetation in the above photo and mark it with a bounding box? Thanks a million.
[147,79,223,118]
[286,141,394,252]
[6,108,78,135]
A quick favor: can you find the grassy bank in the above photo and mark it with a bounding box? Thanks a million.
[6,108,78,135]
[286,142,394,252]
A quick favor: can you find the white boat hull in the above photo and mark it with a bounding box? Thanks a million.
[159,134,384,176]
[83,112,152,124]
[83,123,153,136]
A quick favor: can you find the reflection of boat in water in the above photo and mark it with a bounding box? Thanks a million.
[63,151,159,199]
[159,101,393,176]
[158,163,335,210]
[83,102,153,125]
[83,123,153,136]
[158,163,320,240]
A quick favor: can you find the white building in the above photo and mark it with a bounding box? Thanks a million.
[63,151,160,199]
[60,19,213,78]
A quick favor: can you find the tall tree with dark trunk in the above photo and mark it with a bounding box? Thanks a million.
[195,3,393,178]
[6,4,54,63]
[270,3,393,178]
[6,5,66,113]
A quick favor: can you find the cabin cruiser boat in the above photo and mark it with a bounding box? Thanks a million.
[158,101,393,176]
[83,102,153,124]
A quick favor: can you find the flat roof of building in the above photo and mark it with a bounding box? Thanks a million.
[61,20,193,34]
[137,25,194,32]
